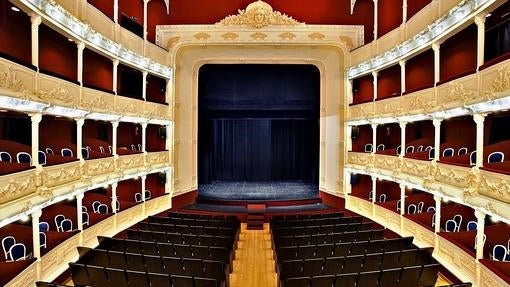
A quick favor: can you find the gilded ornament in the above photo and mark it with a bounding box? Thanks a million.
[221,32,239,40]
[193,33,211,40]
[250,32,268,40]
[166,36,181,49]
[308,33,326,40]
[0,65,25,92]
[218,0,301,29]
[445,82,475,103]
[485,66,510,99]
[35,86,73,104]
[279,32,296,41]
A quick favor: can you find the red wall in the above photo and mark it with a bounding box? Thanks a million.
[377,64,401,99]
[147,75,166,104]
[119,0,143,25]
[405,49,434,93]
[171,190,197,209]
[351,174,372,198]
[351,125,372,152]
[146,124,166,152]
[0,224,33,260]
[83,120,113,143]
[352,74,374,104]
[116,178,142,202]
[39,116,76,146]
[376,123,401,148]
[405,120,434,142]
[39,24,78,82]
[378,0,403,37]
[117,122,141,148]
[407,0,431,20]
[0,2,31,65]
[83,48,113,92]
[442,117,476,148]
[440,24,478,82]
[87,0,114,20]
[147,0,374,44]
[377,180,400,201]
[146,173,165,198]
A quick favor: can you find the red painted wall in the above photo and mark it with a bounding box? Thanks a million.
[0,2,31,65]
[146,124,166,152]
[87,0,114,20]
[119,0,143,25]
[117,122,141,148]
[147,75,166,104]
[377,64,401,99]
[405,120,434,142]
[39,116,76,147]
[351,125,372,152]
[39,24,78,82]
[407,0,432,20]
[440,24,478,82]
[83,120,113,143]
[376,180,400,200]
[352,74,374,104]
[405,49,434,93]
[378,0,403,37]
[319,191,345,209]
[442,117,476,148]
[146,173,166,198]
[351,174,372,198]
[171,190,198,209]
[116,178,142,202]
[83,48,113,92]
[376,123,401,148]
[147,0,375,44]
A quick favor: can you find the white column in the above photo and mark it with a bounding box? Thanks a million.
[31,209,42,259]
[31,113,42,167]
[113,0,119,23]
[77,42,85,84]
[112,60,119,94]
[434,195,441,233]
[473,114,486,168]
[143,0,150,41]
[141,123,147,152]
[165,79,171,104]
[433,119,442,161]
[76,193,84,231]
[30,14,41,68]
[142,71,149,101]
[76,118,85,161]
[373,0,379,40]
[371,176,377,203]
[399,183,406,215]
[402,0,408,24]
[399,60,406,94]
[165,123,173,151]
[345,171,352,196]
[164,169,171,194]
[141,175,147,201]
[475,210,486,260]
[475,14,486,70]
[372,71,378,100]
[111,182,118,213]
[432,43,441,85]
[399,122,407,157]
[371,124,377,154]
[112,121,119,156]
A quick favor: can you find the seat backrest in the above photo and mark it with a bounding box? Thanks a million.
[442,148,454,157]
[98,204,109,214]
[38,151,47,165]
[135,193,142,203]
[364,144,373,153]
[61,218,73,232]
[45,147,54,155]
[458,147,468,155]
[55,214,65,231]
[0,151,12,162]
[39,232,47,248]
[488,151,504,163]
[377,144,385,151]
[428,147,435,160]
[9,243,26,261]
[417,145,424,152]
[426,206,435,213]
[445,219,457,232]
[61,148,73,157]
[2,236,16,259]
[16,151,32,164]
[39,222,50,232]
[453,214,463,231]
[82,212,89,226]
[469,151,477,166]
[406,146,414,153]
[81,148,89,159]
[379,193,387,202]
[407,204,417,214]
[99,146,105,153]
[108,146,113,154]
[145,190,151,199]
[417,202,424,213]
[92,201,101,213]
[492,244,507,261]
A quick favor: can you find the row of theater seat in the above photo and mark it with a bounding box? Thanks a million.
[272,221,373,236]
[273,228,385,247]
[133,221,238,238]
[270,216,363,229]
[282,263,440,287]
[150,215,241,228]
[126,228,234,249]
[272,212,344,221]
[276,237,415,262]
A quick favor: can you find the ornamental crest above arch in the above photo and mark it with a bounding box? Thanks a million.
[217,0,302,29]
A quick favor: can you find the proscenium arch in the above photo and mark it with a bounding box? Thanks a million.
[171,44,349,199]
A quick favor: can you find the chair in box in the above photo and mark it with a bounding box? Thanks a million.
[39,222,50,232]
[82,212,89,227]
[39,232,47,249]
[61,148,73,157]
[81,147,89,160]
[2,236,16,260]
[444,219,457,232]
[92,201,101,213]
[488,151,504,163]
[0,151,12,162]
[16,151,32,164]
[54,214,65,231]
[466,220,477,231]
[442,148,454,157]
[458,147,468,155]
[38,151,46,166]
[364,143,373,152]
[453,214,463,232]
[61,218,73,232]
[98,204,109,214]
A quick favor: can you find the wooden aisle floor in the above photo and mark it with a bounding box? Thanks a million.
[230,223,277,287]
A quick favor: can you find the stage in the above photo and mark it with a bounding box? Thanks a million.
[197,181,319,201]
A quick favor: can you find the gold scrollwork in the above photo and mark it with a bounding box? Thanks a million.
[0,65,25,92]
[444,82,475,104]
[485,66,510,100]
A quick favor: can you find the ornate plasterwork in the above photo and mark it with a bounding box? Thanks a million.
[218,1,301,29]
[444,82,476,104]
[0,173,38,204]
[485,65,510,99]
[34,86,73,104]
[0,66,25,92]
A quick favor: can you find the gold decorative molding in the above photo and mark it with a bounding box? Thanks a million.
[218,0,302,29]
[485,65,510,99]
[0,65,25,92]
[0,171,38,205]
[221,32,239,40]
[250,32,268,40]
[34,86,73,104]
[193,32,211,40]
[279,32,296,41]
[166,36,181,49]
[308,32,326,40]
[444,82,475,103]
[478,174,510,204]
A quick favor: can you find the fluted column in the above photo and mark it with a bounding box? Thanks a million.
[77,42,85,84]
[76,193,84,231]
[76,118,85,161]
[399,183,406,215]
[434,195,441,233]
[372,71,378,100]
[141,123,147,153]
[111,182,118,213]
[31,209,42,259]
[141,175,147,201]
[142,71,148,101]
[371,176,377,203]
[31,113,42,167]
[371,123,377,154]
[373,0,379,40]
[112,121,119,156]
[30,14,41,68]
[433,119,442,161]
[112,60,119,94]
[399,122,407,157]
[475,210,486,260]
[473,114,486,168]
[432,43,441,85]
[475,14,486,70]
[399,60,406,95]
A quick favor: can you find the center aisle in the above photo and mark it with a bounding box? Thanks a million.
[230,223,277,287]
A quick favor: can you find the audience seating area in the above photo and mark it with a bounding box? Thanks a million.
[271,213,442,287]
[68,212,240,287]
